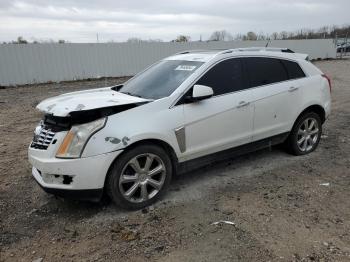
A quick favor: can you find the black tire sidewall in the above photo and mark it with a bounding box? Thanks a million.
[289,112,322,155]
[106,144,172,210]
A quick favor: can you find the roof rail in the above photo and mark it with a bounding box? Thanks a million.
[174,49,227,55]
[217,47,295,54]
[240,47,294,53]
[175,50,206,55]
[217,47,310,60]
[174,47,296,57]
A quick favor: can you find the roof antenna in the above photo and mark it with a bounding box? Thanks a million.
[265,39,270,47]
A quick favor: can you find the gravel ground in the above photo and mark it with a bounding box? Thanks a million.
[0,59,350,262]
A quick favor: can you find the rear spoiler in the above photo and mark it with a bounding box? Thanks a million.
[292,53,309,61]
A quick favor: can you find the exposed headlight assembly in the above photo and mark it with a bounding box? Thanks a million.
[56,118,106,158]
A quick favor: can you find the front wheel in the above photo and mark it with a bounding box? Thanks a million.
[286,112,322,156]
[106,144,172,210]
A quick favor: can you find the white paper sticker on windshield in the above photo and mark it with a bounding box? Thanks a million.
[175,65,197,71]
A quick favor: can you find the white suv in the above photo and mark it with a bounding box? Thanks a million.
[28,48,331,209]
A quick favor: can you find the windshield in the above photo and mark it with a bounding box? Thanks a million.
[118,60,204,99]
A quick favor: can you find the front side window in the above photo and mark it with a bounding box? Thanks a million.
[118,60,203,99]
[244,57,288,88]
[196,58,246,96]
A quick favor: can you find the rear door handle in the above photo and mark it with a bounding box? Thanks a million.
[237,101,250,108]
[288,86,299,92]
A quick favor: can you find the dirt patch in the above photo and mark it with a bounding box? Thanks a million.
[1,60,350,261]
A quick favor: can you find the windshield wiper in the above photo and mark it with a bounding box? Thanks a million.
[120,91,143,98]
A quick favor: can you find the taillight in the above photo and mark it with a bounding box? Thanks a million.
[322,74,332,92]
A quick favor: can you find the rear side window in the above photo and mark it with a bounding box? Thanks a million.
[280,59,305,79]
[196,58,246,96]
[244,57,288,87]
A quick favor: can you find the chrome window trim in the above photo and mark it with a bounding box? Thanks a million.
[169,55,308,108]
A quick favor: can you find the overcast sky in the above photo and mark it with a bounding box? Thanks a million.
[0,0,348,43]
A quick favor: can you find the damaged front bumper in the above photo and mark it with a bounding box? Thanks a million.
[28,146,123,201]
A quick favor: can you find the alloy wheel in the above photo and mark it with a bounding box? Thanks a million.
[296,117,320,152]
[118,153,166,203]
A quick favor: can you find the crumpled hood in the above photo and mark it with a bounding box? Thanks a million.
[36,87,151,117]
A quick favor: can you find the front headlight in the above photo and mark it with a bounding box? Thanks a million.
[56,117,106,158]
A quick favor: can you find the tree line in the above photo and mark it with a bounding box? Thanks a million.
[3,24,349,44]
[2,37,67,44]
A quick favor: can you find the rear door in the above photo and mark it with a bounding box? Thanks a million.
[243,57,305,141]
[181,58,254,160]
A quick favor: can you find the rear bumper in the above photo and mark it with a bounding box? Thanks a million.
[324,100,331,120]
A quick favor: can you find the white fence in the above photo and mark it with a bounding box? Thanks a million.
[0,39,336,86]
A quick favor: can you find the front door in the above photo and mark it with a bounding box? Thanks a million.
[180,58,254,161]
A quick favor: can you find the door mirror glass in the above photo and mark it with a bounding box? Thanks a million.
[186,84,213,102]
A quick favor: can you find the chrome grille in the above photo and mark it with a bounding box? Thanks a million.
[31,124,56,150]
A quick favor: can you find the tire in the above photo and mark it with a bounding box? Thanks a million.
[286,112,322,156]
[106,144,172,210]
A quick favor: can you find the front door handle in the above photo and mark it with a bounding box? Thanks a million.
[237,101,250,108]
[288,86,299,92]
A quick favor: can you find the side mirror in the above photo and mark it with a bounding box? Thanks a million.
[185,84,214,103]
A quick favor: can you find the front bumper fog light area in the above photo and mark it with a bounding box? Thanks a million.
[56,117,106,158]
[42,173,74,185]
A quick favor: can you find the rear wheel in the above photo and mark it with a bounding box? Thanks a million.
[106,144,172,210]
[286,112,322,155]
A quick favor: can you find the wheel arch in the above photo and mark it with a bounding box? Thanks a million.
[286,105,324,156]
[296,104,326,124]
[123,138,179,167]
[104,138,179,190]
